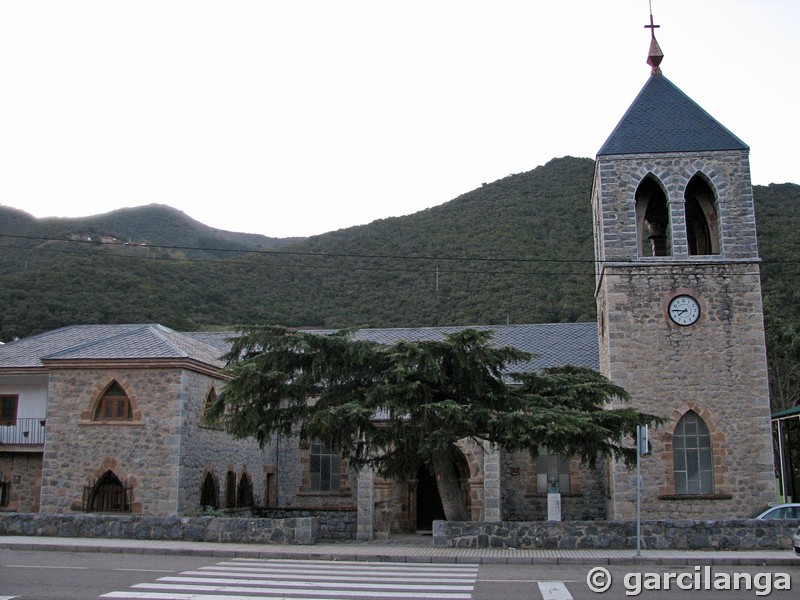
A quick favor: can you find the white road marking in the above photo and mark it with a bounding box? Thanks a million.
[5,564,88,570]
[537,581,573,600]
[101,558,478,600]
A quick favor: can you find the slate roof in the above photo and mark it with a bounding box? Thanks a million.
[0,323,599,374]
[186,322,600,374]
[597,73,748,156]
[0,324,225,369]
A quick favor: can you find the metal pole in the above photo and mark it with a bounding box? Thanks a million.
[776,419,787,501]
[636,434,641,557]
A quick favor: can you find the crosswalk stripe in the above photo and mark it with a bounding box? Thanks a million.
[199,566,478,579]
[156,576,473,590]
[101,558,477,600]
[217,559,479,573]
[188,569,477,583]
[132,583,470,598]
[537,581,573,600]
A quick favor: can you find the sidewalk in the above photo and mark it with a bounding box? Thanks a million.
[1,535,798,566]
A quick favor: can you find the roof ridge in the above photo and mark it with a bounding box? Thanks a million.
[41,324,154,360]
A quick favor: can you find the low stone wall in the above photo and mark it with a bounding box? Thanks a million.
[255,508,357,540]
[0,513,317,545]
[433,519,800,550]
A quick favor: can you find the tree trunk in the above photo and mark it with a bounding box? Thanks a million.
[430,449,470,521]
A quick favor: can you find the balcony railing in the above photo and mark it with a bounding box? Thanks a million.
[0,418,47,446]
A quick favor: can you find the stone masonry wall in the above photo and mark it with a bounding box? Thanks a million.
[177,371,272,514]
[593,151,757,263]
[39,368,186,516]
[0,513,316,544]
[256,508,357,540]
[592,151,774,521]
[434,519,799,551]
[599,263,775,520]
[502,450,606,521]
[275,432,357,510]
[0,454,42,513]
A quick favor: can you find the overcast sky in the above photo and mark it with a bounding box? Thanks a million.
[1,1,797,238]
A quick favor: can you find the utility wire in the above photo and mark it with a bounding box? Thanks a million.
[2,232,798,267]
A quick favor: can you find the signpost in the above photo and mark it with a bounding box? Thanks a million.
[636,424,649,556]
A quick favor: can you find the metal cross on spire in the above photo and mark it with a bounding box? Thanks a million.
[645,2,664,74]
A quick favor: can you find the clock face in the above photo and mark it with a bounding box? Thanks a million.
[668,294,701,326]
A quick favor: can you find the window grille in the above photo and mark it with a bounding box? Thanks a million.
[83,471,132,513]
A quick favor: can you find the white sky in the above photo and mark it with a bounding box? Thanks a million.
[1,1,798,238]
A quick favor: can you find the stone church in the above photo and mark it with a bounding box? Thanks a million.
[0,25,775,537]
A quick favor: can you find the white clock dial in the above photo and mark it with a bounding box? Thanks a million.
[668,295,701,326]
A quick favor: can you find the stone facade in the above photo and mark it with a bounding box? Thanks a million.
[177,370,271,514]
[592,151,775,520]
[0,453,42,513]
[36,366,268,517]
[502,450,607,521]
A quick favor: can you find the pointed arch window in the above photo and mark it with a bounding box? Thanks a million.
[200,472,219,509]
[84,470,131,512]
[635,176,672,257]
[201,388,223,430]
[685,175,720,255]
[673,411,714,495]
[94,381,132,421]
[225,470,237,508]
[237,471,253,508]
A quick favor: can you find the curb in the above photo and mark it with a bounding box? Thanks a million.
[1,537,799,566]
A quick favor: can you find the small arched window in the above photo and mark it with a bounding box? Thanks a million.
[201,388,223,430]
[93,381,132,421]
[673,411,714,495]
[86,470,130,512]
[635,176,671,257]
[684,175,720,255]
[225,470,237,508]
[237,471,253,507]
[200,472,219,509]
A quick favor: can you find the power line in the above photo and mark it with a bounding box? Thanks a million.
[2,232,797,268]
[0,232,594,264]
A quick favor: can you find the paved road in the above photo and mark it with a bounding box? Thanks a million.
[2,550,799,599]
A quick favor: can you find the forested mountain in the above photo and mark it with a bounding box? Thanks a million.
[1,156,798,342]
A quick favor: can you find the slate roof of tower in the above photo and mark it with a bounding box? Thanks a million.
[0,323,599,374]
[597,73,748,156]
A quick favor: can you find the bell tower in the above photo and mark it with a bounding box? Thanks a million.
[592,16,775,519]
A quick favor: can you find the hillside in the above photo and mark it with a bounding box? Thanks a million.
[0,157,798,341]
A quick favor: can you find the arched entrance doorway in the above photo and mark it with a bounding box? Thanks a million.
[415,464,445,531]
[415,450,471,531]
